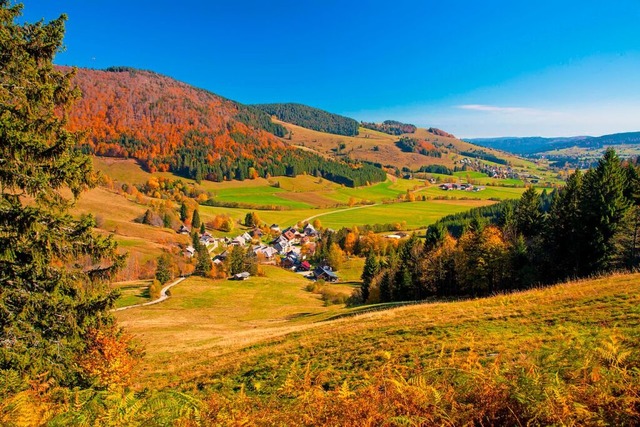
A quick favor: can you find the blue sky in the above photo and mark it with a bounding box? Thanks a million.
[22,0,640,137]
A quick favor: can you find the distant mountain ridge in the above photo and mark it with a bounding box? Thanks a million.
[468,132,640,155]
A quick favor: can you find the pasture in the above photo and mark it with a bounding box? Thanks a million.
[115,266,356,384]
[313,199,494,229]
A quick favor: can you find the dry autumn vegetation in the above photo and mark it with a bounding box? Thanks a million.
[2,3,640,426]
[4,273,640,425]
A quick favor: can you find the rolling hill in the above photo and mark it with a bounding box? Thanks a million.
[274,117,555,180]
[109,271,640,425]
[64,66,385,187]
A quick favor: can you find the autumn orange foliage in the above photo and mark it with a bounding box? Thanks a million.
[63,67,291,171]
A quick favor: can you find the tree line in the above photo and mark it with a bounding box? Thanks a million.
[395,137,442,157]
[254,103,360,136]
[360,149,640,303]
[150,130,386,186]
[361,120,417,135]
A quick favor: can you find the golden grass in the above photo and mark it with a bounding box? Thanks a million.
[117,271,640,398]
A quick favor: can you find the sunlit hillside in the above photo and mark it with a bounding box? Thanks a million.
[111,272,640,425]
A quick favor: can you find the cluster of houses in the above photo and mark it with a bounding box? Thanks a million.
[439,183,485,192]
[178,221,338,282]
[457,157,542,183]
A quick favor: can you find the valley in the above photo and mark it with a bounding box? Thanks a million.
[3,3,640,425]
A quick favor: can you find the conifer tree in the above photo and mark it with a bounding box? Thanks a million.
[194,245,212,277]
[0,2,125,388]
[361,251,379,303]
[514,187,544,239]
[155,254,172,284]
[191,208,201,230]
[579,148,630,273]
[180,202,188,222]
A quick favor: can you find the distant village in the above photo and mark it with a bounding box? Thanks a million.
[178,222,341,282]
[457,157,542,183]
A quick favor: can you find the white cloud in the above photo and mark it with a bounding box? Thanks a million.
[457,104,541,114]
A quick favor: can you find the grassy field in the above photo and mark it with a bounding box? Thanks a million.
[113,280,152,308]
[115,266,353,383]
[111,270,640,425]
[314,199,494,229]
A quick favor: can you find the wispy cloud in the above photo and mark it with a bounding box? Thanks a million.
[457,104,536,113]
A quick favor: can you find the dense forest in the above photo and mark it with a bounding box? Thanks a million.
[253,103,360,136]
[359,149,640,303]
[361,120,417,135]
[417,164,453,175]
[395,137,442,157]
[65,68,384,187]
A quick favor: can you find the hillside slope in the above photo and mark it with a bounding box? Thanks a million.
[276,118,539,173]
[120,272,640,425]
[64,67,385,186]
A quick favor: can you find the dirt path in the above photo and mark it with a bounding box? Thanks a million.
[112,277,187,312]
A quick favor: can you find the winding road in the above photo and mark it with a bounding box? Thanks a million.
[112,276,187,312]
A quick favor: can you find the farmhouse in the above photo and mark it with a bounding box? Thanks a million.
[298,260,311,271]
[303,223,318,237]
[178,225,191,234]
[313,266,338,282]
[253,245,278,260]
[282,227,297,242]
[184,245,196,258]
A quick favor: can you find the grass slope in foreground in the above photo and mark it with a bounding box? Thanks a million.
[117,272,640,425]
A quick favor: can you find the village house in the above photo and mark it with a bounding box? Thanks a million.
[250,228,264,239]
[312,266,338,282]
[281,255,297,269]
[253,244,278,260]
[269,224,281,233]
[178,225,190,234]
[272,234,291,254]
[303,223,317,237]
[298,260,311,271]
[282,227,297,243]
[184,245,196,258]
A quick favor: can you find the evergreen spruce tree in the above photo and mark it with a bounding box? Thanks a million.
[361,251,379,303]
[245,212,255,227]
[194,245,212,277]
[228,245,245,275]
[191,209,201,230]
[579,149,630,273]
[379,270,393,303]
[155,255,172,284]
[179,202,188,222]
[0,2,125,388]
[544,170,584,281]
[514,187,544,239]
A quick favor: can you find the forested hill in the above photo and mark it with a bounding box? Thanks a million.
[468,131,640,155]
[64,67,385,186]
[253,103,360,136]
